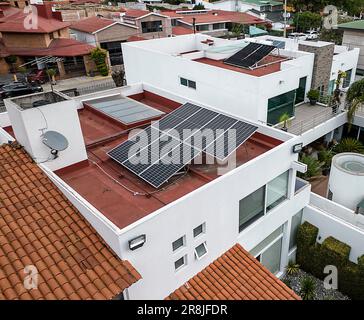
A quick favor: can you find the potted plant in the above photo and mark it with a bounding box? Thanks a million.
[318,149,333,176]
[307,89,320,105]
[46,68,57,85]
[278,112,291,132]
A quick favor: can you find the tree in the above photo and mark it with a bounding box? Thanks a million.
[298,154,323,179]
[231,23,244,38]
[293,12,321,32]
[193,3,205,10]
[90,47,109,77]
[332,138,364,154]
[346,78,364,126]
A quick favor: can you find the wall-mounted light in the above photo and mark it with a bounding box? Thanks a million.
[129,234,146,251]
[292,143,303,154]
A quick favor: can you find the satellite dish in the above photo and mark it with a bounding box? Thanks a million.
[42,131,69,152]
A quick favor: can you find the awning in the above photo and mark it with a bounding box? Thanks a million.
[249,26,268,37]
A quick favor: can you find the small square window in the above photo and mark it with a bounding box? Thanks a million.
[174,256,186,271]
[193,223,205,238]
[194,242,207,260]
[172,236,185,252]
[180,77,188,86]
[188,80,196,89]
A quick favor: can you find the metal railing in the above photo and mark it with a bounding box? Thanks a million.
[288,107,341,135]
[62,79,117,97]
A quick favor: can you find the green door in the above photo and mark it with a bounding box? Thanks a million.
[295,77,307,104]
[267,90,296,125]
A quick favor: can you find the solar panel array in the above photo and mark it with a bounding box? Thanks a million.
[107,103,258,188]
[224,42,276,69]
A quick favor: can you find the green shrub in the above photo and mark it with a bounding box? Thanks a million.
[307,89,320,101]
[297,155,323,179]
[300,276,316,300]
[296,222,364,299]
[285,260,300,276]
[90,47,109,76]
[332,138,364,154]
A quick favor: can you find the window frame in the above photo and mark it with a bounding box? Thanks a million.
[174,255,187,271]
[193,223,205,238]
[194,242,208,260]
[180,77,196,90]
[172,235,185,252]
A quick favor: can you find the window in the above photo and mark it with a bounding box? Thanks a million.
[58,30,61,37]
[180,77,196,89]
[289,210,303,250]
[250,225,284,275]
[196,24,209,31]
[266,171,289,212]
[194,242,207,259]
[267,90,296,125]
[172,236,185,252]
[49,32,54,40]
[174,256,186,271]
[239,171,290,232]
[141,20,162,33]
[342,69,352,88]
[239,186,265,232]
[193,223,205,238]
[212,23,224,30]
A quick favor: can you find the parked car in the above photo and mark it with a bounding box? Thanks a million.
[288,32,307,40]
[27,69,46,84]
[305,30,319,40]
[0,82,43,99]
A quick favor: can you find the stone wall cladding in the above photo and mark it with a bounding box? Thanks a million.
[299,43,335,93]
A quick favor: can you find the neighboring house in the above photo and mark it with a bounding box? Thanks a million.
[0,3,97,78]
[121,9,173,39]
[198,0,287,31]
[0,142,141,300]
[161,9,267,37]
[70,16,137,66]
[338,20,364,75]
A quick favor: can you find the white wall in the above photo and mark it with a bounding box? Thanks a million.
[116,134,304,299]
[5,93,87,171]
[70,29,97,46]
[304,197,364,262]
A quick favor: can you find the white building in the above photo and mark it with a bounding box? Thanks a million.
[0,34,363,300]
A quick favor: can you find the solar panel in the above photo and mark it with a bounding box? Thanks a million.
[224,43,276,69]
[85,94,164,125]
[107,102,258,188]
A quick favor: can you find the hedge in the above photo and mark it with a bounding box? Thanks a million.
[296,221,364,300]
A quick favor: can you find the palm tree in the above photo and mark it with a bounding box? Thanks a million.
[346,78,364,127]
[278,112,291,132]
[298,154,323,180]
[332,138,364,154]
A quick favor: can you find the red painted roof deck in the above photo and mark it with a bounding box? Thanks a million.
[51,91,283,229]
[194,55,289,77]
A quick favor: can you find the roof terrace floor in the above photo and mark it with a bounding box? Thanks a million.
[56,100,282,229]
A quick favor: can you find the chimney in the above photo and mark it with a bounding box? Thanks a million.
[34,3,54,20]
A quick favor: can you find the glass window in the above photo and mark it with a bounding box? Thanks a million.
[250,225,284,257]
[172,236,184,252]
[194,242,207,259]
[180,77,188,86]
[267,90,296,125]
[188,80,196,89]
[289,210,303,250]
[266,171,289,212]
[196,24,209,31]
[261,237,282,274]
[212,23,225,30]
[193,223,205,238]
[342,69,352,88]
[239,186,265,232]
[174,256,186,270]
[141,20,162,33]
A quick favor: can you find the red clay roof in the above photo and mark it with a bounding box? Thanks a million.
[123,9,150,19]
[0,13,70,33]
[172,26,194,36]
[0,38,94,57]
[176,10,266,25]
[0,142,141,300]
[127,35,147,42]
[70,16,115,33]
[167,244,300,300]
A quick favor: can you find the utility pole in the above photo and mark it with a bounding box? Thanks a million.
[283,0,287,38]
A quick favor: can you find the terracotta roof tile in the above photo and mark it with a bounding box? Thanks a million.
[0,143,141,300]
[167,244,300,300]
